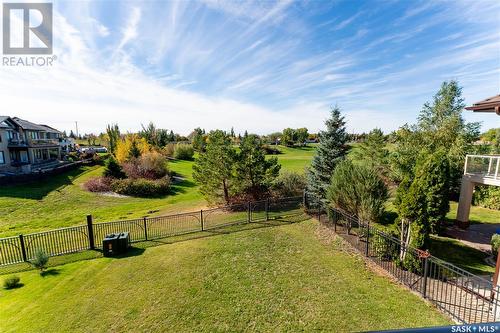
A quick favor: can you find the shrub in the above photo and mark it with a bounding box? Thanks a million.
[103,156,126,179]
[83,176,113,192]
[163,143,176,157]
[31,249,49,273]
[3,276,21,289]
[174,144,194,160]
[111,177,171,197]
[262,144,281,155]
[327,160,388,223]
[492,234,500,256]
[273,171,306,197]
[474,186,500,210]
[122,152,168,180]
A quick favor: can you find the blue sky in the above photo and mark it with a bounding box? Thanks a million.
[1,0,499,135]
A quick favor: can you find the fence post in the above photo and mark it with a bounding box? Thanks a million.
[19,234,27,262]
[247,202,251,223]
[333,210,337,233]
[143,217,148,241]
[86,214,95,250]
[365,222,370,257]
[200,210,204,231]
[317,197,321,222]
[422,256,429,298]
[265,198,269,221]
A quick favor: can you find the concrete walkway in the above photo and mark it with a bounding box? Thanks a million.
[446,223,500,253]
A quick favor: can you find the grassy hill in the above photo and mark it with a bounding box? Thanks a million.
[0,219,449,332]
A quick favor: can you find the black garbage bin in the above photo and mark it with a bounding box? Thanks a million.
[102,233,120,257]
[116,232,130,254]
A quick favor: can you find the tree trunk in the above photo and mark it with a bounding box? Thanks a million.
[222,179,229,205]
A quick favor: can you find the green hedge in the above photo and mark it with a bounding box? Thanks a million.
[111,177,171,197]
[473,186,500,210]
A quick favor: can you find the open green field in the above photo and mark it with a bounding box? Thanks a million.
[0,219,449,332]
[272,144,317,173]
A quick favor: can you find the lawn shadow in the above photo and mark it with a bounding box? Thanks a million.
[379,210,398,226]
[133,214,310,249]
[41,268,61,277]
[4,283,25,289]
[169,179,197,195]
[0,166,94,200]
[1,215,309,275]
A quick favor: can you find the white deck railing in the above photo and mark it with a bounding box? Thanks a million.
[464,154,500,179]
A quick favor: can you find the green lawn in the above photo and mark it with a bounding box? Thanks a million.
[447,201,500,225]
[0,220,449,332]
[0,160,204,237]
[0,146,317,237]
[428,235,494,275]
[271,144,317,173]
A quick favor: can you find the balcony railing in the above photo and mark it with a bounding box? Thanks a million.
[464,154,500,180]
[8,138,59,147]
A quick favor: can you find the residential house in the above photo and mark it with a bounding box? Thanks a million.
[0,116,62,173]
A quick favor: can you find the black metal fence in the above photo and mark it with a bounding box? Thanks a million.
[321,205,500,324]
[0,196,304,267]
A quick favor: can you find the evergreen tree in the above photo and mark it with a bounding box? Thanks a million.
[193,130,236,204]
[103,156,126,179]
[327,160,388,224]
[351,128,389,178]
[235,134,280,197]
[307,106,349,201]
[395,150,450,268]
[128,139,141,159]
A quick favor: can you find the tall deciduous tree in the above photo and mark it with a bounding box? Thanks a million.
[307,106,349,201]
[193,130,236,204]
[106,124,120,155]
[295,128,309,146]
[281,128,296,146]
[235,134,280,197]
[391,81,479,193]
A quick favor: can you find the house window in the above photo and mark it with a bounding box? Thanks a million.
[0,151,5,164]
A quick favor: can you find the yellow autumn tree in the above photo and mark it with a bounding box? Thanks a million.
[115,134,151,163]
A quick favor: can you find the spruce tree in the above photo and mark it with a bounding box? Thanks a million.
[307,106,348,202]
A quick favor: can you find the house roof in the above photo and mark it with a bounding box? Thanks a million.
[0,116,15,129]
[465,95,500,115]
[11,117,55,131]
[39,124,62,134]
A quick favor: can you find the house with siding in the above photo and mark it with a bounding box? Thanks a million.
[0,116,62,173]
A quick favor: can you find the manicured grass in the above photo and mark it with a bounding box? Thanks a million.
[428,235,494,276]
[447,201,500,225]
[0,161,204,237]
[0,146,316,237]
[271,144,317,173]
[0,220,449,332]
